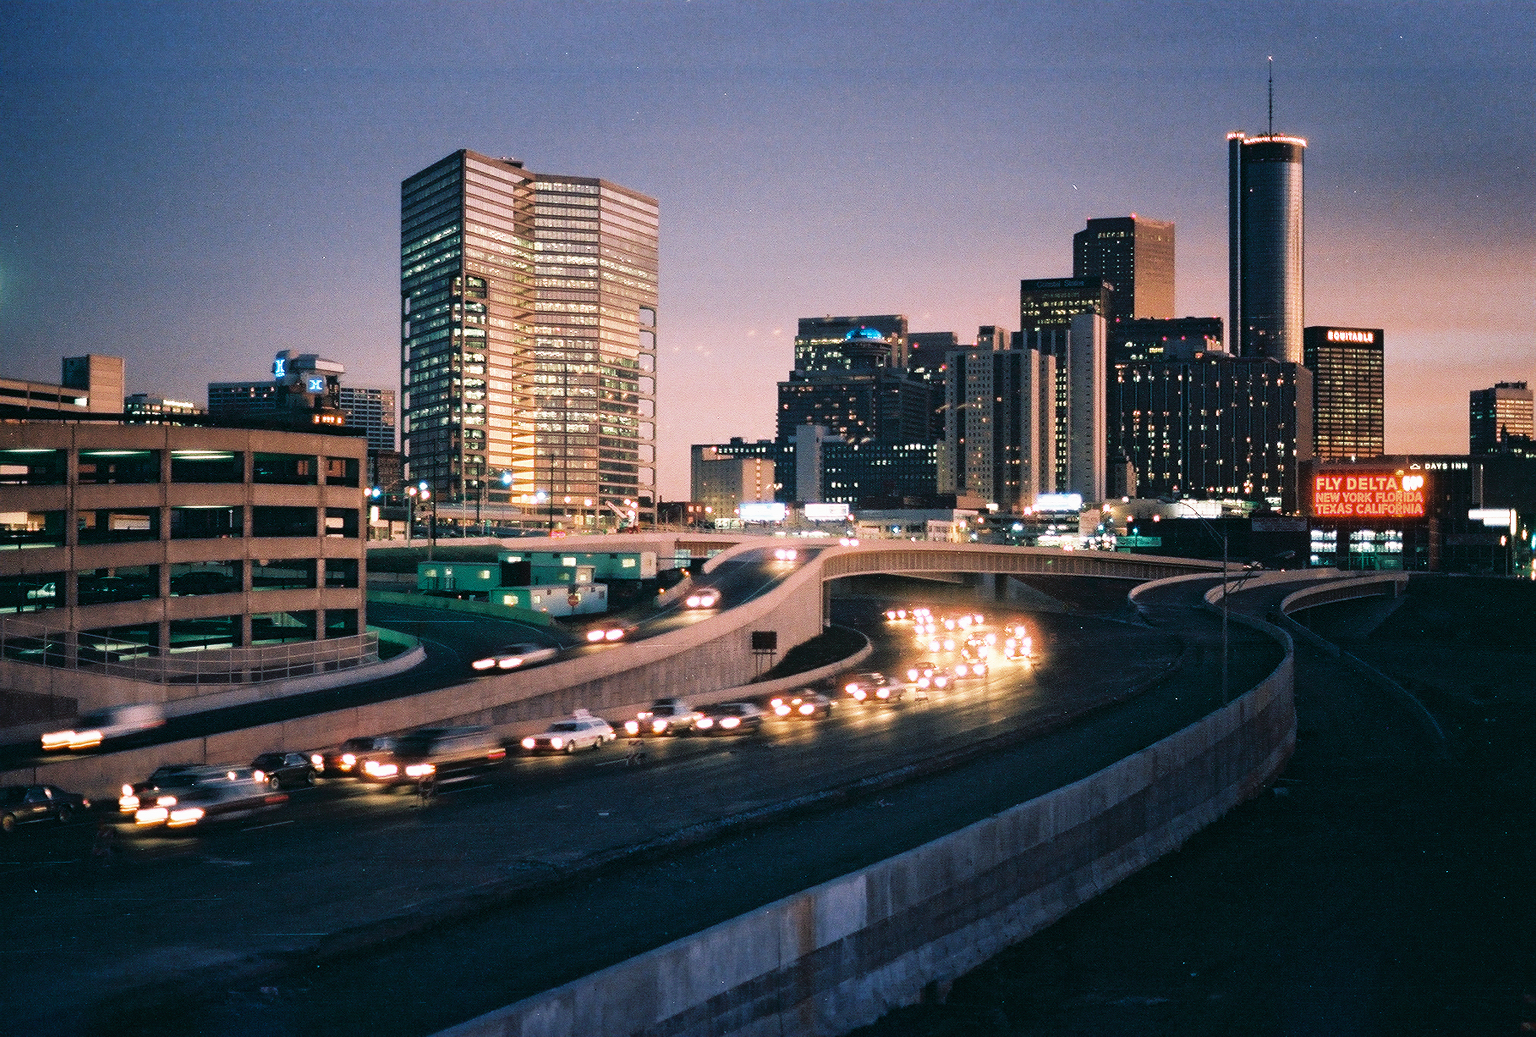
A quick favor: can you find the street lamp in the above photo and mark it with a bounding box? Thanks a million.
[1165,499,1231,704]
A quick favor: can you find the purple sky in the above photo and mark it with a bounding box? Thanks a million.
[2,1,1531,500]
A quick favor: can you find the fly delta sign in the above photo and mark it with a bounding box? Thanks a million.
[1312,472,1427,519]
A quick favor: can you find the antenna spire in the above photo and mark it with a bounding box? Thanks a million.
[1267,56,1274,136]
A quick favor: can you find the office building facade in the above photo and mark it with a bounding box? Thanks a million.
[941,339,1053,511]
[1303,326,1384,461]
[1019,277,1112,334]
[1072,216,1175,323]
[1112,353,1312,511]
[690,443,778,519]
[795,315,908,372]
[1229,132,1306,363]
[1107,317,1224,367]
[400,150,658,529]
[1469,381,1535,454]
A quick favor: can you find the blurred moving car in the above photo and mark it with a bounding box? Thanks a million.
[584,624,633,644]
[133,768,286,829]
[520,710,617,753]
[42,703,166,752]
[842,672,906,704]
[357,726,507,786]
[952,659,989,680]
[695,701,765,734]
[1,784,91,833]
[682,588,721,610]
[624,698,700,736]
[320,736,398,776]
[251,751,321,789]
[905,662,951,691]
[769,689,835,718]
[119,764,233,813]
[470,642,559,672]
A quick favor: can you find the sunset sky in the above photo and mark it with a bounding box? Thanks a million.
[2,1,1531,499]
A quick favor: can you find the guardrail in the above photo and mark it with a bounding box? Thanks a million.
[0,612,379,686]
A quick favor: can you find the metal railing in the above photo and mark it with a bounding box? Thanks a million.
[0,612,379,687]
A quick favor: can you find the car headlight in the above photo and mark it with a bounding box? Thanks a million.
[135,806,169,825]
[697,716,714,729]
[405,763,435,777]
[852,689,867,701]
[877,688,891,698]
[472,658,497,670]
[798,703,814,715]
[521,736,537,750]
[252,770,265,784]
[341,753,357,767]
[119,794,140,812]
[499,657,522,669]
[774,704,790,716]
[167,807,205,827]
[651,719,667,734]
[587,630,606,643]
[624,720,640,735]
[720,716,740,729]
[364,761,397,778]
[156,795,178,807]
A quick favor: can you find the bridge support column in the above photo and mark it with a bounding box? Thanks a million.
[975,572,1000,600]
[822,580,832,627]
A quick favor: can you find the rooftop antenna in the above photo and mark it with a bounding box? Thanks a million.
[1267,56,1274,136]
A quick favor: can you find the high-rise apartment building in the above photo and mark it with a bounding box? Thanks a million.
[1228,132,1306,363]
[400,150,658,529]
[1469,381,1535,454]
[777,321,931,446]
[941,337,1053,510]
[1303,326,1383,461]
[1072,216,1174,323]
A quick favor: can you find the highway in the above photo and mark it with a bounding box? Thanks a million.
[0,544,814,774]
[0,577,1282,1037]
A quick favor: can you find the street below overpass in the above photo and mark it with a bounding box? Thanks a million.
[2,574,1280,1037]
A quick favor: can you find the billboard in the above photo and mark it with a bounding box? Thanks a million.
[1311,472,1426,519]
[1034,492,1084,513]
[739,501,788,523]
[802,502,851,522]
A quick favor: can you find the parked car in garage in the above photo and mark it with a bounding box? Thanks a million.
[1,784,91,833]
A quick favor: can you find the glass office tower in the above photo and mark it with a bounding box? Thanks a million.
[400,151,657,528]
[1228,133,1306,364]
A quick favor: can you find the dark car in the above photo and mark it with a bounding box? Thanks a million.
[841,671,906,704]
[251,751,320,789]
[694,701,765,735]
[768,689,835,718]
[320,736,399,777]
[623,698,701,737]
[357,726,507,786]
[1,785,91,833]
[118,764,233,813]
[133,769,286,830]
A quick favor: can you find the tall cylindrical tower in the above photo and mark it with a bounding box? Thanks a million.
[1228,132,1306,363]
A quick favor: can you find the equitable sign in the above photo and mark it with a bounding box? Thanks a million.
[1312,473,1426,519]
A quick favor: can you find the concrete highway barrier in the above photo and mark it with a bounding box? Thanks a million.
[432,580,1296,1037]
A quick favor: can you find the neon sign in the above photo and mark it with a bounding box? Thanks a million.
[1312,472,1426,519]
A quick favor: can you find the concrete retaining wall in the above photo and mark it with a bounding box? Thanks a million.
[434,620,1296,1037]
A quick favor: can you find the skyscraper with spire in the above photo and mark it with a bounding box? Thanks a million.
[1228,64,1306,363]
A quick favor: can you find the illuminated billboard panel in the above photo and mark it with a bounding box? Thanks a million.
[739,501,787,522]
[1311,472,1426,519]
[802,502,851,521]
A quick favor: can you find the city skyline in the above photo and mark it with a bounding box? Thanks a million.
[1,2,1530,500]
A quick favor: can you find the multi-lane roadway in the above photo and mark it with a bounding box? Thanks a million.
[2,576,1286,1037]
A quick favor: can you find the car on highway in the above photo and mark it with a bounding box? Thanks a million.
[695,701,766,734]
[320,736,399,776]
[952,659,989,680]
[470,642,559,672]
[769,689,835,718]
[624,698,701,736]
[251,751,321,789]
[357,726,507,786]
[1,784,91,833]
[41,702,166,752]
[682,588,721,609]
[584,623,635,644]
[119,764,237,813]
[520,710,617,753]
[133,769,287,829]
[905,662,951,691]
[841,672,906,704]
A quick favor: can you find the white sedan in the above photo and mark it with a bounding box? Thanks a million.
[520,711,617,753]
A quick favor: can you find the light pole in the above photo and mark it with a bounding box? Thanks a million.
[1165,499,1230,704]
